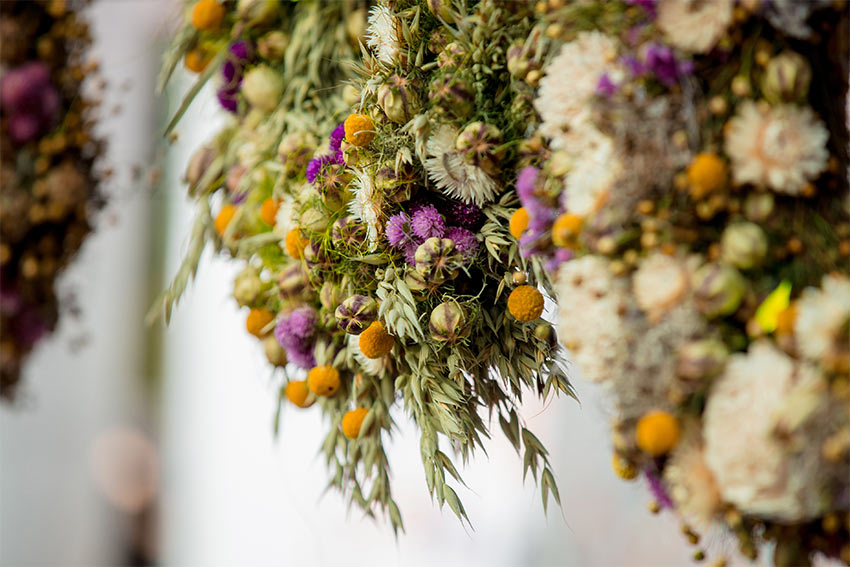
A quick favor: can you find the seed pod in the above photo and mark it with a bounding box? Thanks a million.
[377,75,419,124]
[429,75,473,120]
[721,222,767,270]
[277,263,309,300]
[437,42,465,69]
[335,295,378,335]
[414,237,462,283]
[278,131,316,178]
[319,281,344,311]
[233,266,263,306]
[242,65,284,112]
[677,339,729,380]
[426,0,455,22]
[761,51,811,105]
[331,216,367,248]
[693,263,747,318]
[184,144,220,195]
[303,241,331,272]
[257,31,289,60]
[455,121,503,176]
[429,301,467,343]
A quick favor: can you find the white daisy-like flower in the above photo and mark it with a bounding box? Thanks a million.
[724,101,829,195]
[703,340,825,521]
[366,4,400,65]
[794,274,850,364]
[656,0,733,54]
[534,31,619,146]
[348,168,384,249]
[555,256,630,384]
[424,125,499,206]
[632,252,690,322]
[663,432,722,528]
[559,123,622,217]
[347,333,389,377]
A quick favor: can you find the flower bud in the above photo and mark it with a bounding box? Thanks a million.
[242,65,283,112]
[437,42,465,69]
[237,0,280,26]
[676,339,729,380]
[415,237,462,283]
[319,281,344,311]
[429,75,473,120]
[761,51,811,105]
[264,335,287,366]
[335,295,378,335]
[377,75,419,124]
[721,221,767,269]
[258,31,289,60]
[331,216,366,248]
[303,241,331,272]
[429,301,467,343]
[404,269,436,296]
[693,262,747,318]
[277,263,309,299]
[456,121,503,176]
[426,0,455,23]
[743,192,774,222]
[233,267,263,306]
[507,42,539,79]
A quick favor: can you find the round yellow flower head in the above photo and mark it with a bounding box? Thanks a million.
[260,197,279,226]
[551,213,583,248]
[611,453,639,481]
[686,152,727,199]
[343,113,375,147]
[509,207,529,239]
[508,285,544,322]
[246,308,274,338]
[285,380,313,408]
[636,410,681,456]
[184,48,212,73]
[359,321,394,359]
[284,228,308,259]
[215,204,237,236]
[341,407,369,439]
[308,365,340,397]
[191,0,225,30]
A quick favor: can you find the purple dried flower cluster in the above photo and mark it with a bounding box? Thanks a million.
[411,204,446,239]
[274,306,317,369]
[306,122,347,184]
[217,40,253,113]
[515,166,571,271]
[386,201,479,264]
[0,62,60,144]
[620,44,693,88]
[446,201,484,230]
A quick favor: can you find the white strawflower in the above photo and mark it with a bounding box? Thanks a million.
[795,274,850,364]
[425,125,499,206]
[703,340,825,521]
[555,256,630,384]
[348,168,384,249]
[366,4,399,65]
[724,101,829,195]
[534,31,619,147]
[657,0,733,54]
[560,123,622,217]
[632,252,690,322]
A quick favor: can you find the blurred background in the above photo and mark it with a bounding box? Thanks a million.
[0,2,758,566]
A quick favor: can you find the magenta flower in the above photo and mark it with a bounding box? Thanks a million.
[386,212,415,247]
[446,226,478,258]
[411,204,446,240]
[274,307,318,369]
[1,62,60,143]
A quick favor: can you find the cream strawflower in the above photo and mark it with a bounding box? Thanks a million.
[559,123,621,217]
[535,31,619,147]
[556,256,630,383]
[795,274,850,365]
[425,125,499,206]
[366,4,399,65]
[657,0,733,54]
[349,168,384,249]
[724,101,829,194]
[633,252,690,322]
[663,432,722,528]
[703,340,825,521]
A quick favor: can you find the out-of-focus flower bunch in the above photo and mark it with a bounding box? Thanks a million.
[517,0,849,564]
[156,0,575,532]
[0,0,105,399]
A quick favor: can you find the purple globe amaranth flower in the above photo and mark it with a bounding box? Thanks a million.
[306,153,343,184]
[403,241,420,266]
[445,226,478,258]
[645,43,692,87]
[274,307,318,369]
[329,122,345,153]
[385,212,415,248]
[1,61,60,143]
[217,86,239,113]
[446,201,484,230]
[620,54,646,76]
[218,40,253,112]
[411,204,446,240]
[516,166,539,204]
[596,73,618,97]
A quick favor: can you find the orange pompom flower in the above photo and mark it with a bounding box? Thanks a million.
[307,365,340,396]
[246,308,274,338]
[285,380,313,408]
[341,407,369,439]
[507,285,544,322]
[359,321,394,359]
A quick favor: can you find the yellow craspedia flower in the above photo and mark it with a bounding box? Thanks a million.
[285,380,313,408]
[611,453,639,481]
[341,407,369,439]
[307,365,340,397]
[508,285,545,322]
[636,410,681,456]
[509,207,529,239]
[184,48,212,73]
[285,228,308,259]
[551,212,583,248]
[686,152,727,199]
[359,321,394,359]
[215,204,236,236]
[343,113,375,147]
[260,197,279,226]
[246,308,274,338]
[191,0,225,30]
